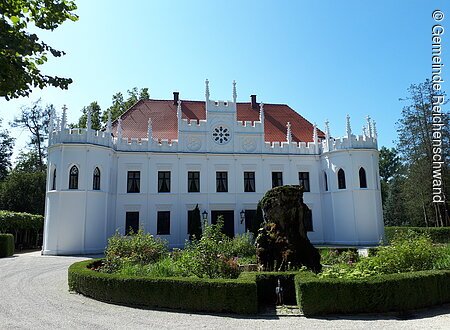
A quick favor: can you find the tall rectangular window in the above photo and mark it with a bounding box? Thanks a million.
[216,171,228,192]
[305,209,313,232]
[272,172,283,188]
[244,172,255,192]
[157,211,170,235]
[158,171,171,193]
[298,172,310,192]
[125,212,139,235]
[188,171,200,192]
[127,171,140,193]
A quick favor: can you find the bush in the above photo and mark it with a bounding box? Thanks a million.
[320,248,359,266]
[296,270,450,316]
[385,226,450,244]
[0,233,14,257]
[69,259,258,314]
[0,210,43,249]
[101,230,168,273]
[178,217,241,279]
[226,231,256,258]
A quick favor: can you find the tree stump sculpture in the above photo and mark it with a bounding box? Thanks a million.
[255,185,322,272]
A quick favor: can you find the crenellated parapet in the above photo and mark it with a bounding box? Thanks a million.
[322,115,378,153]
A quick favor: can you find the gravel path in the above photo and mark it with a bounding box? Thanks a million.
[0,251,449,330]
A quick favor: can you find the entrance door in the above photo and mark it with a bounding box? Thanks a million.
[211,210,234,238]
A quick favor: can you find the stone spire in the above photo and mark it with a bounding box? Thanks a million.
[313,123,318,144]
[259,102,264,123]
[346,114,352,137]
[362,125,367,137]
[61,105,67,130]
[325,119,330,140]
[177,100,182,120]
[147,117,153,140]
[117,118,123,140]
[366,115,372,138]
[87,107,92,130]
[106,110,112,133]
[205,79,210,101]
[232,80,237,103]
[372,120,377,139]
[49,107,55,134]
[286,122,292,143]
[56,116,61,132]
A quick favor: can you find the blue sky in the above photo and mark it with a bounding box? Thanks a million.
[1,0,449,160]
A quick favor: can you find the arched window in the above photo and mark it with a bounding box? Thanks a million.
[93,167,100,190]
[51,168,56,190]
[324,172,328,191]
[69,165,79,189]
[338,169,346,189]
[359,167,367,188]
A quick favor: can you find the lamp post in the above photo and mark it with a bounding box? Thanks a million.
[240,210,245,224]
[202,210,208,231]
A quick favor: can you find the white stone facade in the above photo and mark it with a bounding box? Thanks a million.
[43,84,384,255]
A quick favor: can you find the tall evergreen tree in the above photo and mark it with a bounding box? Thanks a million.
[77,101,102,130]
[0,119,14,180]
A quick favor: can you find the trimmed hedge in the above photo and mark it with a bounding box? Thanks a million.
[385,226,450,244]
[69,260,258,314]
[0,210,44,249]
[0,234,14,257]
[295,270,450,316]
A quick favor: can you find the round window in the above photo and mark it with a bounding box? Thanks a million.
[212,125,231,145]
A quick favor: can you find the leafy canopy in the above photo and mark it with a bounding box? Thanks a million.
[0,0,78,100]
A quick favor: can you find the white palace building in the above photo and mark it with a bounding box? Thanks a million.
[43,80,384,255]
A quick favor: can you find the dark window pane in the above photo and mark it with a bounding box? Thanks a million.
[52,168,56,190]
[93,167,101,190]
[216,172,228,192]
[158,171,171,193]
[125,212,139,235]
[298,172,310,192]
[127,171,140,193]
[244,209,257,232]
[157,211,170,235]
[69,165,78,189]
[244,172,255,192]
[324,172,328,191]
[359,167,367,188]
[272,172,283,188]
[188,171,200,192]
[338,169,346,189]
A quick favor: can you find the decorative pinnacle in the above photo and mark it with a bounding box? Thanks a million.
[205,79,210,101]
[49,108,55,133]
[366,115,372,138]
[177,100,182,119]
[259,102,264,122]
[61,105,67,129]
[286,122,292,143]
[346,114,352,137]
[147,117,153,139]
[325,119,330,138]
[362,125,367,137]
[117,118,123,139]
[232,80,237,103]
[313,123,318,143]
[372,120,377,139]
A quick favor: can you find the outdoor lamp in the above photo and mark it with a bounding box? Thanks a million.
[240,210,245,224]
[202,210,208,221]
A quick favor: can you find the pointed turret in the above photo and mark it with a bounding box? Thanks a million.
[61,105,67,130]
[232,80,237,103]
[286,122,292,143]
[106,110,112,133]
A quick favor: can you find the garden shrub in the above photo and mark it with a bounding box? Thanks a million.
[69,259,258,314]
[0,210,44,249]
[102,230,168,273]
[296,269,450,316]
[0,233,14,257]
[385,226,450,244]
[320,248,359,266]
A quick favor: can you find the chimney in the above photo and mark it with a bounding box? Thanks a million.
[251,94,257,109]
[173,92,179,105]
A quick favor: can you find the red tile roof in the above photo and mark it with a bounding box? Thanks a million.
[112,99,325,143]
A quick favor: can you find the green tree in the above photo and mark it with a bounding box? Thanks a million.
[379,147,401,183]
[77,101,102,130]
[396,80,450,226]
[14,150,41,173]
[11,99,52,171]
[0,0,78,100]
[101,87,150,123]
[0,120,14,180]
[0,171,46,215]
